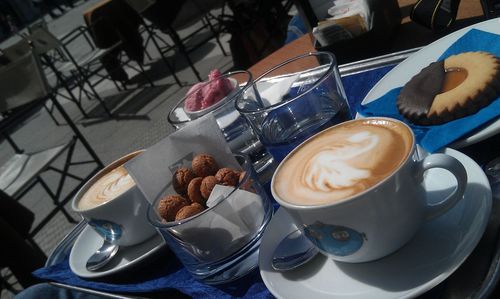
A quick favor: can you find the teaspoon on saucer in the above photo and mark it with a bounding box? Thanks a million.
[86,239,119,271]
[272,228,319,271]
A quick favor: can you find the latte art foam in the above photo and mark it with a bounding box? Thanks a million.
[78,165,136,210]
[304,131,378,191]
[273,119,412,206]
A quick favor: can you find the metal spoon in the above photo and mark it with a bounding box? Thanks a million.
[272,228,319,271]
[86,239,119,271]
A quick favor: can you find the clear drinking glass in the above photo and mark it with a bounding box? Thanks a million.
[235,52,352,163]
[167,71,272,174]
[147,154,273,285]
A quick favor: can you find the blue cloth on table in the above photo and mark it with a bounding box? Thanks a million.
[33,182,278,298]
[33,256,273,299]
[357,29,500,153]
[341,64,395,112]
[33,187,281,298]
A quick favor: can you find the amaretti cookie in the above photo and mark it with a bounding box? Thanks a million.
[175,203,205,221]
[215,168,239,186]
[158,195,190,222]
[397,51,500,125]
[157,153,243,223]
[192,153,219,177]
[172,168,196,195]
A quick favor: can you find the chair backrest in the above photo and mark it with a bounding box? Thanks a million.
[24,27,63,56]
[171,0,224,30]
[1,39,32,61]
[0,45,50,113]
[124,0,157,14]
[125,0,222,29]
[27,18,49,34]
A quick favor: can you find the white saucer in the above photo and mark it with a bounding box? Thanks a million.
[69,225,166,279]
[361,18,500,148]
[259,148,492,299]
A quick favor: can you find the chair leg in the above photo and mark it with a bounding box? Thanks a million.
[37,176,78,224]
[67,59,113,118]
[2,132,24,154]
[63,83,90,119]
[112,78,123,91]
[0,271,20,295]
[144,47,153,61]
[47,60,90,118]
[80,74,114,117]
[43,103,61,126]
[138,63,155,87]
[205,15,228,56]
[145,25,183,87]
[167,26,203,81]
[217,1,228,33]
[48,94,104,168]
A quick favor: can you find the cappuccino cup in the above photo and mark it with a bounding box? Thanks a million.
[271,117,467,263]
[72,150,156,247]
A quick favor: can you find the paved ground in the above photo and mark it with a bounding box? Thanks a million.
[1,0,233,297]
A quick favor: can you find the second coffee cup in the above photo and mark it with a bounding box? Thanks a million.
[72,150,156,247]
[271,117,468,263]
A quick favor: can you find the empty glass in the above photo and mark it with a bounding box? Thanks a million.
[235,52,352,163]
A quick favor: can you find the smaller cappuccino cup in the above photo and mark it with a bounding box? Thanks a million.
[271,117,468,263]
[72,151,156,247]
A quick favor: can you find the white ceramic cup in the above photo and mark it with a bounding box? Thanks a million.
[72,151,156,247]
[271,117,467,263]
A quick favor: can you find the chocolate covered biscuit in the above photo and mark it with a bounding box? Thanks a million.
[397,52,500,125]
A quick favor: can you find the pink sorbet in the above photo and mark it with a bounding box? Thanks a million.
[183,69,234,112]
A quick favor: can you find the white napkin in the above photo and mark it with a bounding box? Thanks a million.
[257,74,299,107]
[125,114,238,203]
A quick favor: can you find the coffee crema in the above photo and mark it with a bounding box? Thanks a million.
[78,165,136,210]
[273,119,413,206]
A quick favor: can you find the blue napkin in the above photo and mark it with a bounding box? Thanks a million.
[33,186,281,298]
[33,256,273,298]
[357,29,500,153]
[341,65,396,111]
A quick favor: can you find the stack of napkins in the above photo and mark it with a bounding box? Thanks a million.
[313,0,371,46]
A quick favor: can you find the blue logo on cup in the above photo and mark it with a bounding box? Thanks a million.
[304,222,365,256]
[88,220,123,242]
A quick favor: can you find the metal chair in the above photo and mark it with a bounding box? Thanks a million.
[0,46,103,245]
[20,26,113,118]
[0,39,62,131]
[81,1,156,90]
[126,0,228,83]
[23,24,154,118]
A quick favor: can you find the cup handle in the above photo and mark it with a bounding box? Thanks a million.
[417,153,468,220]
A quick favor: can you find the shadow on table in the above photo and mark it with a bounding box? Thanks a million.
[78,246,269,298]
